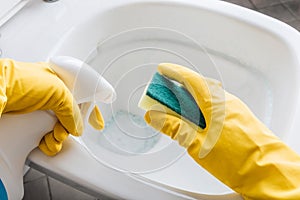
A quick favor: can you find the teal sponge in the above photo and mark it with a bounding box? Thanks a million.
[139,72,206,128]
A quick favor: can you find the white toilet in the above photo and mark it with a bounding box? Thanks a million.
[1,0,300,199]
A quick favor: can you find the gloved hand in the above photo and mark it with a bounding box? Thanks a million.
[144,63,300,200]
[0,58,104,156]
[39,103,104,156]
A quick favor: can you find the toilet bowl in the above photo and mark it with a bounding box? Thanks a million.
[1,0,300,199]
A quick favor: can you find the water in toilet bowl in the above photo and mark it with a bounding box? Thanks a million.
[79,27,274,174]
[77,27,215,174]
[98,110,161,154]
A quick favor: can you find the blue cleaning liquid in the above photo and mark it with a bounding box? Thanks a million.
[0,179,8,200]
[101,110,160,154]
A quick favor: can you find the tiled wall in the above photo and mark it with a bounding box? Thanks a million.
[226,0,300,30]
[23,168,101,200]
[22,0,300,200]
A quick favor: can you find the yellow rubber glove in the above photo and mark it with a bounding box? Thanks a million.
[88,104,104,130]
[0,58,104,156]
[39,104,104,156]
[144,63,300,200]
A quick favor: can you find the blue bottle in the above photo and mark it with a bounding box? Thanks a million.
[0,179,8,200]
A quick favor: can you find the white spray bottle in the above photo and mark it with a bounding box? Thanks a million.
[0,56,115,200]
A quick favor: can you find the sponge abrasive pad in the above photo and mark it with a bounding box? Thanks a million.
[139,72,206,128]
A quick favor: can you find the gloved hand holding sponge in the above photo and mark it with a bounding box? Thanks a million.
[141,63,300,200]
[0,57,115,156]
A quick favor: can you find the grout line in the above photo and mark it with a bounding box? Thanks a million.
[248,0,258,10]
[249,0,282,9]
[46,176,53,200]
[279,0,294,3]
[282,2,300,20]
[23,168,47,184]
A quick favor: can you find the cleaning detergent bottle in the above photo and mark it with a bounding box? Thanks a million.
[0,56,115,200]
[49,56,116,105]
